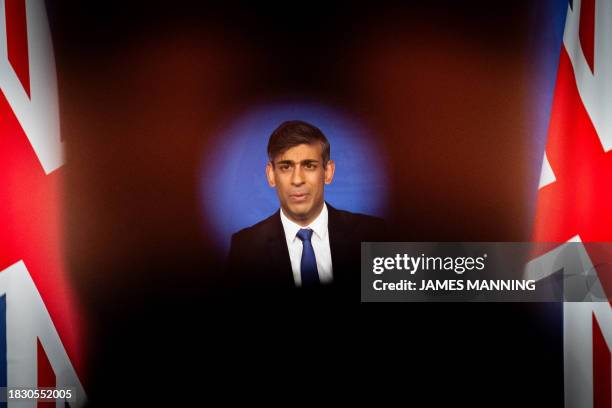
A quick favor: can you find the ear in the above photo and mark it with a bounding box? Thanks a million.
[266,162,276,187]
[324,160,335,185]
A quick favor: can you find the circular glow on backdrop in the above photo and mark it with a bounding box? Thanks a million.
[200,103,389,253]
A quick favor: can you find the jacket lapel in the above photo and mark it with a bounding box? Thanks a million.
[327,203,354,285]
[264,211,295,288]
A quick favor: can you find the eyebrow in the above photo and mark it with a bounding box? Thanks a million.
[275,159,320,166]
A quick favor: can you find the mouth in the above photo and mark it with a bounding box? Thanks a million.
[289,192,309,202]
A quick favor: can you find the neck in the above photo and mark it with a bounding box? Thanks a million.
[283,202,324,227]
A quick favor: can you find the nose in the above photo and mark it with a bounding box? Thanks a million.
[291,166,305,186]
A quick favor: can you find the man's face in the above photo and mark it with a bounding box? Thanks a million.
[266,143,335,226]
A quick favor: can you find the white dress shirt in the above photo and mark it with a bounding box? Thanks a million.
[280,203,333,287]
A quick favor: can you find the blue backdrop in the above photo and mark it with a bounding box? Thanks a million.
[199,103,390,253]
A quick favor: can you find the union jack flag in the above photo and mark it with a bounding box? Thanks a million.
[0,0,86,406]
[529,0,612,406]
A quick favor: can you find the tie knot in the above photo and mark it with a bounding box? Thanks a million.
[297,228,314,242]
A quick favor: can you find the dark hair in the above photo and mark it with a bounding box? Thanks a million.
[267,120,330,164]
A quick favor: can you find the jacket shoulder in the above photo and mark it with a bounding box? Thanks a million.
[327,204,386,239]
[227,211,282,278]
[329,206,384,224]
[230,211,280,242]
[335,208,384,222]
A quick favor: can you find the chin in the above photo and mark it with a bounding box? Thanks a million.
[288,208,310,219]
[284,204,310,219]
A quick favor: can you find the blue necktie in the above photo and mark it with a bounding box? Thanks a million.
[297,228,319,286]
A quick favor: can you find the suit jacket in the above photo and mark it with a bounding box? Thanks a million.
[227,203,385,297]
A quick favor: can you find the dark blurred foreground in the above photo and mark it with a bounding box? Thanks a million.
[46,1,564,406]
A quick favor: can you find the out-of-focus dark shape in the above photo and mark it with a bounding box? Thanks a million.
[46,1,562,406]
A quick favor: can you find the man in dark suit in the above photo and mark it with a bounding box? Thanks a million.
[227,120,384,296]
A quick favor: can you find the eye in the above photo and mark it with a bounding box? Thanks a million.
[279,164,291,171]
[305,163,317,170]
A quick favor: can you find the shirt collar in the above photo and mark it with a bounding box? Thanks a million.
[280,203,328,242]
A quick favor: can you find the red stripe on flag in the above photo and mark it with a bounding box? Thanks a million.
[532,47,612,243]
[0,90,85,378]
[532,47,612,297]
[37,338,55,408]
[5,0,31,97]
[592,313,611,408]
[579,0,596,74]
